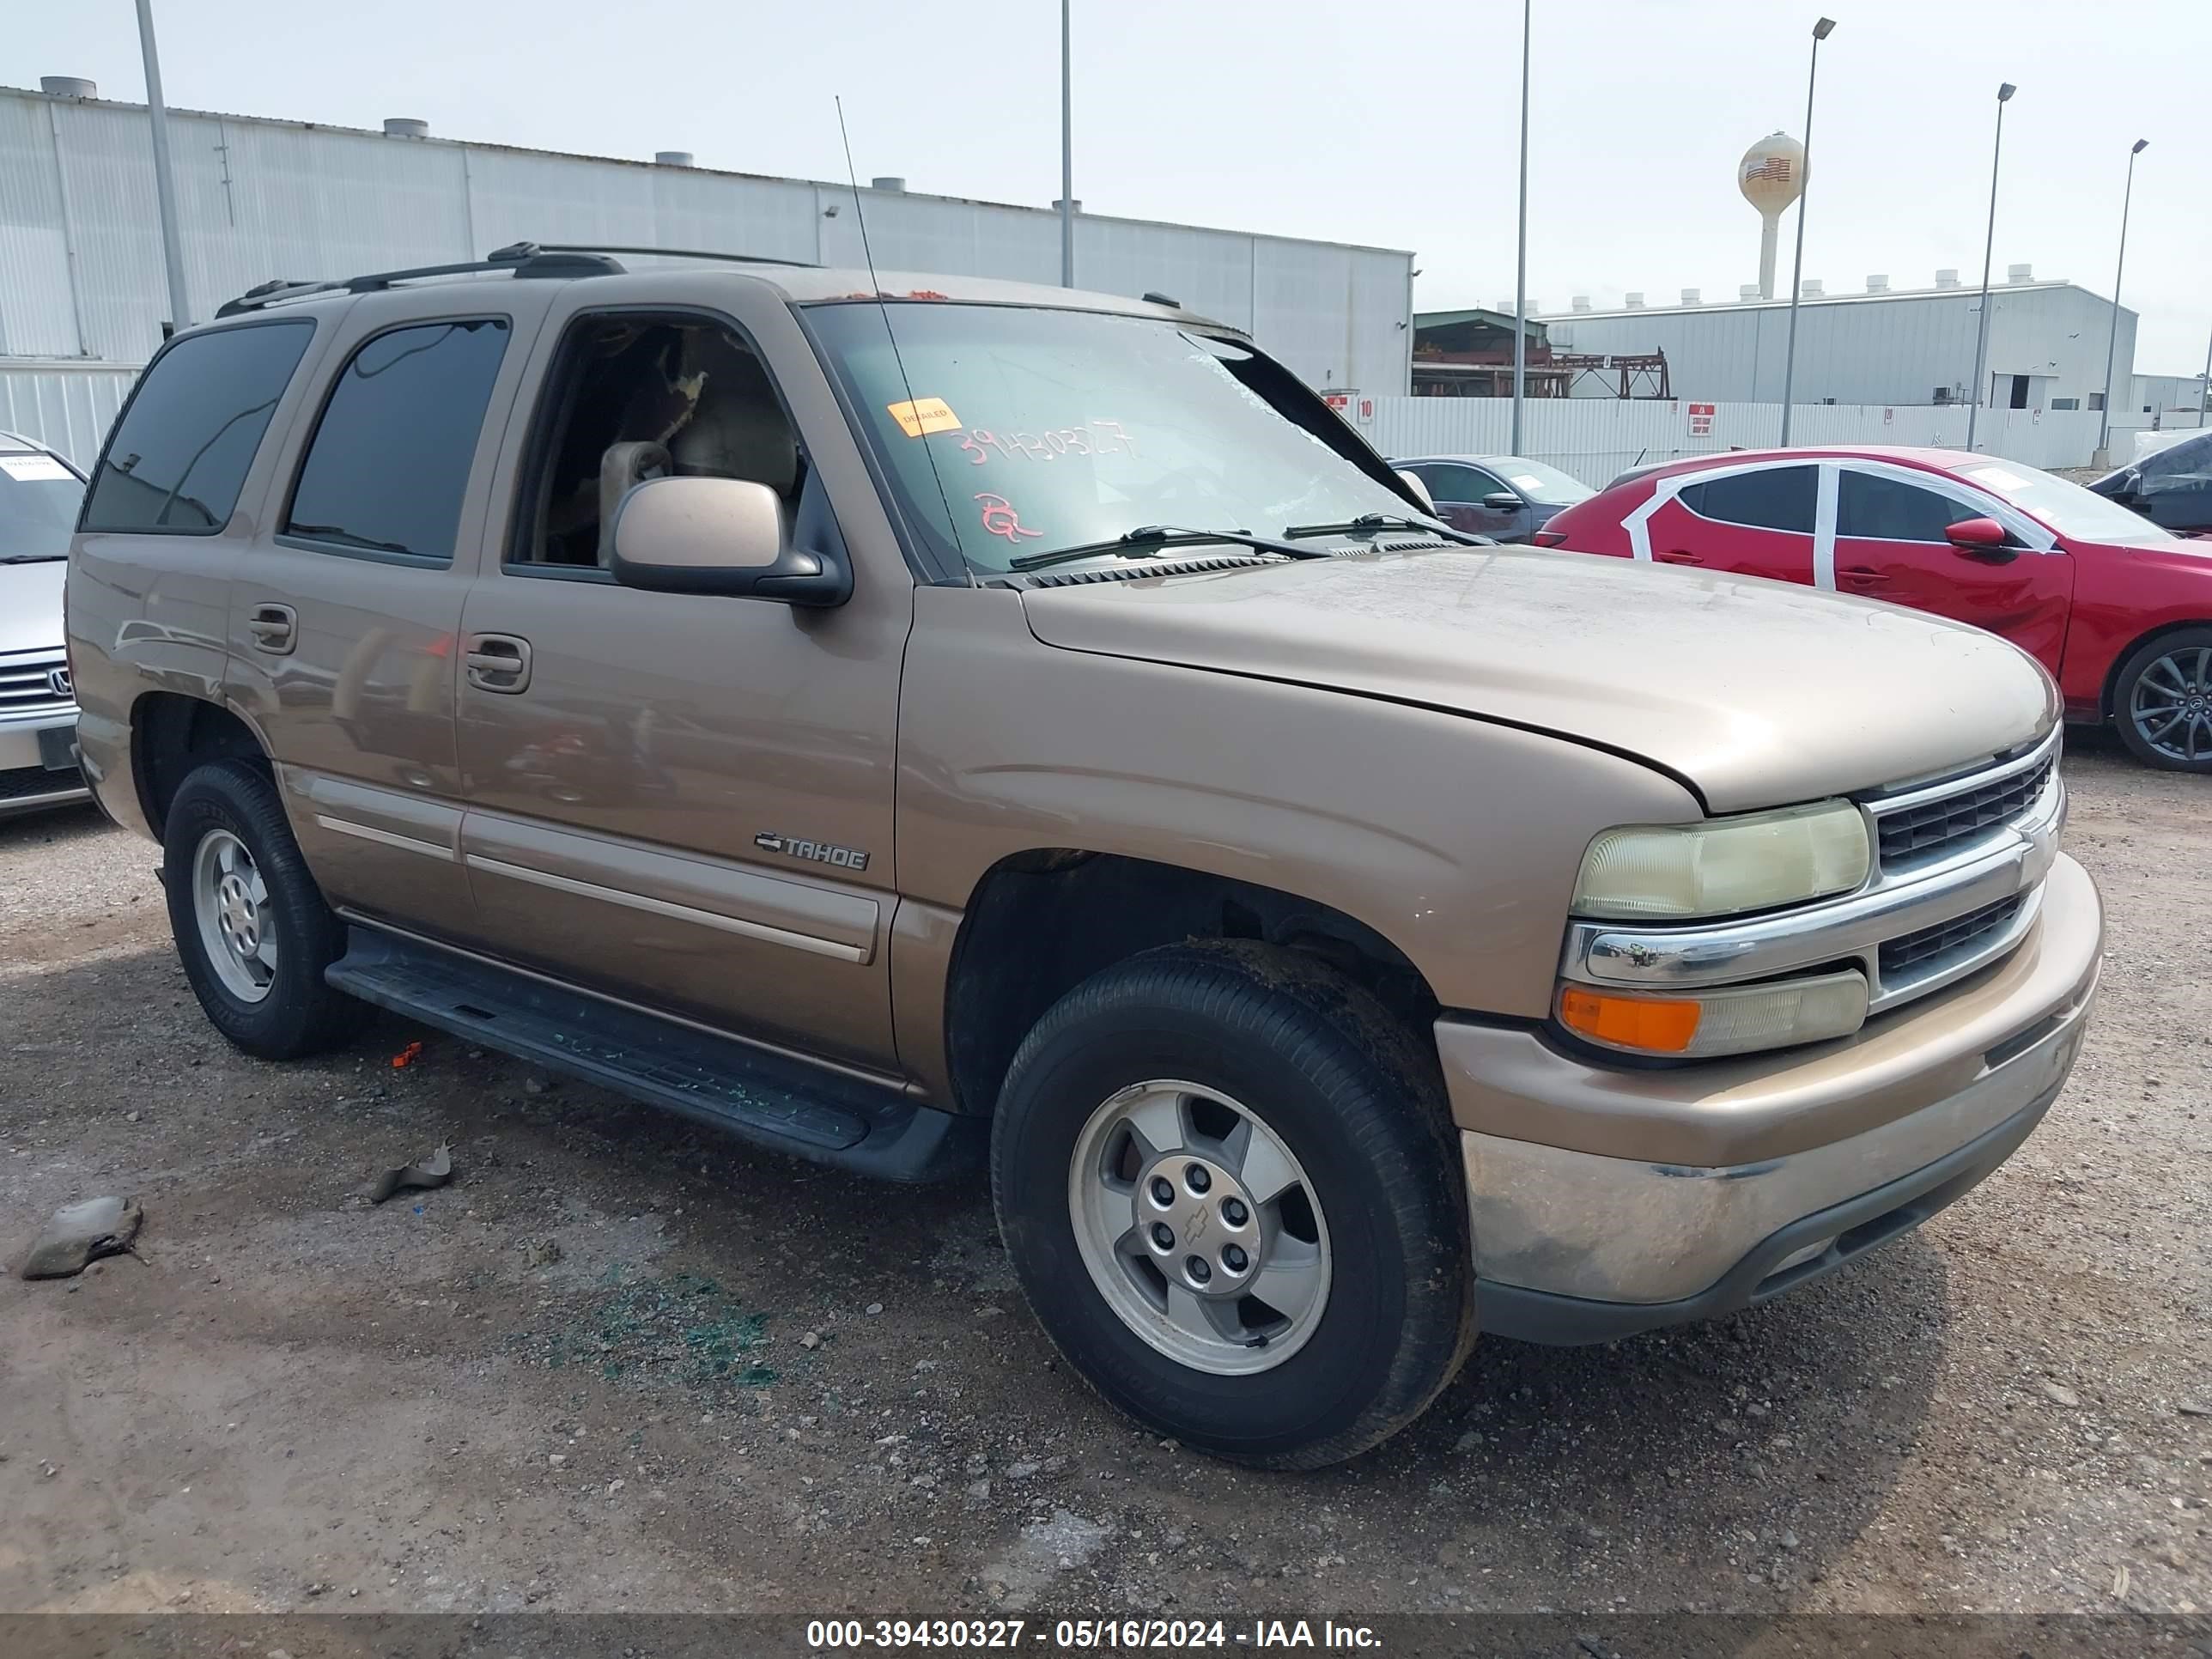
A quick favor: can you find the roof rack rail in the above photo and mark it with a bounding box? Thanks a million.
[215,242,624,317]
[533,242,819,270]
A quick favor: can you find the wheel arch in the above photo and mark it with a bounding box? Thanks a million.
[939,848,1443,1119]
[131,691,272,840]
[2099,619,2212,720]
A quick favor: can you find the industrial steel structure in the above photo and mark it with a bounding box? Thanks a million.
[0,80,1414,396]
[1540,274,2140,413]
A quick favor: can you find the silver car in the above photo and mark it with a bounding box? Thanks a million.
[1,430,89,818]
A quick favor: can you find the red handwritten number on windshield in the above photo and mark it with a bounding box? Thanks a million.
[975,493,1042,543]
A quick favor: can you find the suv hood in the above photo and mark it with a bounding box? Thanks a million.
[1019,550,2057,813]
[0,560,66,657]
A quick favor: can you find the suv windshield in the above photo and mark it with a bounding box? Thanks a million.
[0,449,86,562]
[1957,459,2177,546]
[806,302,1437,574]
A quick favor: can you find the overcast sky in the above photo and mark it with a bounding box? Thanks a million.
[13,0,2210,374]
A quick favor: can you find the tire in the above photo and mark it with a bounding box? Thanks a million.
[2112,628,2212,772]
[990,940,1474,1469]
[162,757,368,1060]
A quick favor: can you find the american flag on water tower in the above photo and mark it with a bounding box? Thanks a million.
[1743,155,1795,184]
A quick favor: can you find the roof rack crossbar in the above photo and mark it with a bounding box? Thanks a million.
[534,242,820,270]
[216,242,625,317]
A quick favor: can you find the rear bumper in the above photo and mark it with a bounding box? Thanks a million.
[1438,852,2102,1340]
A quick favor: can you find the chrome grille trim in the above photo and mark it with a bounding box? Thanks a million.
[0,649,74,720]
[1865,726,2063,876]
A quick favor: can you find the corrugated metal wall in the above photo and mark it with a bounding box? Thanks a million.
[0,361,139,468]
[0,87,1413,394]
[1369,398,2134,487]
[1541,285,2136,410]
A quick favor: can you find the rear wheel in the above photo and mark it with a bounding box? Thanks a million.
[2114,628,2212,772]
[991,941,1473,1468]
[163,758,368,1059]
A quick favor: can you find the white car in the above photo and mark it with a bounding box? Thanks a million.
[1,430,89,818]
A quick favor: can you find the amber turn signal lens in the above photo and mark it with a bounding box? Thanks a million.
[1557,987,1703,1054]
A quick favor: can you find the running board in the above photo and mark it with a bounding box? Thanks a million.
[325,927,981,1182]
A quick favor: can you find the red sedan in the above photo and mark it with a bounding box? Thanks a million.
[1537,446,2212,771]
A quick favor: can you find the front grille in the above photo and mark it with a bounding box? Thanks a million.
[0,763,83,803]
[1876,752,2055,868]
[1880,895,2025,979]
[0,652,71,718]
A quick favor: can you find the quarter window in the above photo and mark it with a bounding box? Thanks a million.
[82,320,314,533]
[286,319,511,563]
[1676,465,1817,533]
[1837,471,1983,542]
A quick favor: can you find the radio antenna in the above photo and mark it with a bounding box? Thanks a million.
[836,96,973,586]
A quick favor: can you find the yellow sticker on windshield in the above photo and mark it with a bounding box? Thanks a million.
[886,397,962,438]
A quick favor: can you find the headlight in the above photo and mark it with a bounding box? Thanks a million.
[1571,801,1870,921]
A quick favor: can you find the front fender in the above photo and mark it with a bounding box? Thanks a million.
[894,586,1702,1021]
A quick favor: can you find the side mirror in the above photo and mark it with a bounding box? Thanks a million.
[609,476,849,607]
[1395,469,1437,512]
[1481,491,1522,512]
[1944,516,2015,559]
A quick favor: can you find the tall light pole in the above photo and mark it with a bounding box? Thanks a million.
[1965,82,2015,454]
[2098,138,2148,466]
[1510,0,1531,456]
[135,0,191,332]
[1058,0,1074,288]
[1778,16,1835,447]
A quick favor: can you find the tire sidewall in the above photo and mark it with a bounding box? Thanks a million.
[993,951,1466,1463]
[2115,628,2212,772]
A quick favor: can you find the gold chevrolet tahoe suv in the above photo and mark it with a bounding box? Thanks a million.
[65,244,2102,1468]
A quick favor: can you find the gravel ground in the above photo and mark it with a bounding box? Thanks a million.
[0,734,2206,1623]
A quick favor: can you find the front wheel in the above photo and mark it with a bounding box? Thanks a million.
[991,942,1473,1468]
[2114,628,2212,772]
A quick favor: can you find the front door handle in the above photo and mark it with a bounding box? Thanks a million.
[1656,549,1705,565]
[465,633,532,694]
[1839,567,1891,591]
[246,603,296,654]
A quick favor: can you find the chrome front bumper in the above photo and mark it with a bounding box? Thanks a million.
[1440,852,2102,1341]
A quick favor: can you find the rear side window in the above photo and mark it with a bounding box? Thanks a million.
[286,319,511,564]
[82,321,314,533]
[1678,465,1817,533]
[1838,471,1981,542]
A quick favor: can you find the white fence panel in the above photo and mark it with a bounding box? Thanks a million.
[1369,398,2127,485]
[0,361,140,470]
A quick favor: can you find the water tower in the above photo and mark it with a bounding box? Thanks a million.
[1739,132,1806,300]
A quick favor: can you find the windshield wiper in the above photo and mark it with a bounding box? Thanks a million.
[1008,524,1329,574]
[0,553,68,564]
[1281,513,1489,547]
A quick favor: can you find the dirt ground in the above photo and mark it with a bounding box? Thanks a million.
[1,732,2206,1624]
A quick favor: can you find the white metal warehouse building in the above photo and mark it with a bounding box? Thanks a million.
[1539,273,2138,415]
[0,77,1414,456]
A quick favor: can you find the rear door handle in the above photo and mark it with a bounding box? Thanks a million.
[246,603,296,654]
[465,633,532,694]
